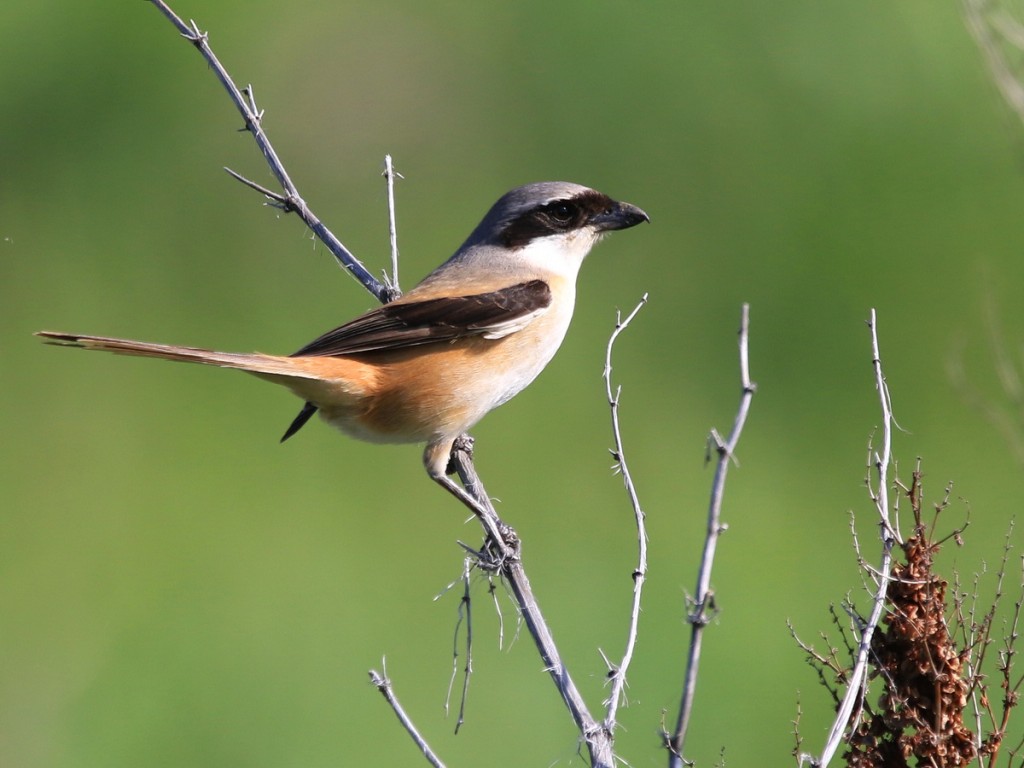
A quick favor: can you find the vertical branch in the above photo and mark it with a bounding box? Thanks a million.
[383,154,402,294]
[803,308,898,768]
[601,294,650,730]
[668,303,755,767]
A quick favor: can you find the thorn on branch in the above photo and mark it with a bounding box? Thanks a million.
[687,592,717,628]
[598,647,618,679]
[223,166,291,208]
[182,19,207,46]
[704,429,740,468]
[239,85,265,131]
[369,668,389,690]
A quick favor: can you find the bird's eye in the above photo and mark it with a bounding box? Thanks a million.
[547,201,576,224]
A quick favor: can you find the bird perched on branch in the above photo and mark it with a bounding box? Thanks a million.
[38,181,648,510]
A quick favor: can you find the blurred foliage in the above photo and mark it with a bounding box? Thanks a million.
[4,1,1024,766]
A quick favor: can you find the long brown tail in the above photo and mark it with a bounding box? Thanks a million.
[35,331,323,380]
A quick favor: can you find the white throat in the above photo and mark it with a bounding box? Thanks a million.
[512,229,602,283]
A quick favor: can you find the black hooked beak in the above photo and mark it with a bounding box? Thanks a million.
[592,200,650,232]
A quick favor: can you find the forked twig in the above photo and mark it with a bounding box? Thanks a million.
[370,663,448,768]
[668,303,755,767]
[601,294,650,730]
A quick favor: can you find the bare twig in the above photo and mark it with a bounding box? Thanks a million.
[146,0,392,303]
[803,308,898,768]
[788,618,847,709]
[370,663,448,768]
[792,696,805,766]
[981,524,1024,765]
[601,294,650,731]
[383,154,402,294]
[487,577,508,651]
[443,562,474,734]
[668,303,756,767]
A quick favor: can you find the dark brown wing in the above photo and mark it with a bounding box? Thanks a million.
[291,280,552,358]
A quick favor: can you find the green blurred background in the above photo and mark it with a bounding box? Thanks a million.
[5,1,1024,766]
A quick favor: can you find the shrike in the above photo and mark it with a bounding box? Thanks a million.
[38,181,648,512]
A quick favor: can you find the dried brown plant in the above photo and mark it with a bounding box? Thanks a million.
[805,465,1023,768]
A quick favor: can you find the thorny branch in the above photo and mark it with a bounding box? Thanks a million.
[667,303,756,767]
[147,0,393,303]
[447,444,615,766]
[601,294,650,730]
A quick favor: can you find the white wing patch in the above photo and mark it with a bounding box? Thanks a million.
[480,305,549,339]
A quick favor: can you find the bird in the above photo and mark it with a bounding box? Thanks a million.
[38,181,648,516]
